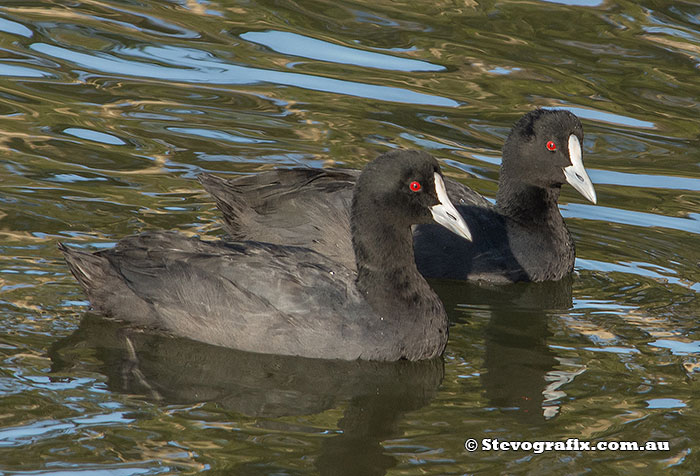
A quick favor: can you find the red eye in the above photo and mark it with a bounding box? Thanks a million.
[409,181,422,192]
[546,140,557,151]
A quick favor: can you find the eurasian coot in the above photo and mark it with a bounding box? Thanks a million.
[60,150,472,361]
[200,109,596,283]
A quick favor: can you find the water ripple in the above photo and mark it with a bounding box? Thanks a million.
[167,127,274,144]
[241,30,444,72]
[560,105,656,129]
[650,339,700,355]
[29,43,458,107]
[589,170,700,192]
[0,63,52,78]
[63,128,126,146]
[0,16,33,37]
[563,203,700,234]
[576,258,700,291]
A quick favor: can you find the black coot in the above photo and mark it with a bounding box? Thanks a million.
[60,150,472,361]
[200,109,596,283]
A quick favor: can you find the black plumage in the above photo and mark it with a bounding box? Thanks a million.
[200,109,597,283]
[60,150,471,361]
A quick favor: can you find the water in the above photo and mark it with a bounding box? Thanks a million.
[0,0,698,473]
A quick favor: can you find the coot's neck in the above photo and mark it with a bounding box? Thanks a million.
[350,196,439,316]
[496,179,564,226]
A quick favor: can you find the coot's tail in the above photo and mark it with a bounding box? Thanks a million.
[198,169,357,269]
[58,242,110,294]
[58,242,158,325]
[198,173,251,238]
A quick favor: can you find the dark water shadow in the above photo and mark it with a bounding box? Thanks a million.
[431,277,574,422]
[49,314,444,475]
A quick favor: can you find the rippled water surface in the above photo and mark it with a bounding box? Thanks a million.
[1,0,699,474]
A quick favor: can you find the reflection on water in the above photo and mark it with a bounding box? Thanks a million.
[560,105,656,129]
[29,43,459,107]
[434,278,576,421]
[1,0,699,473]
[240,30,445,72]
[50,314,443,476]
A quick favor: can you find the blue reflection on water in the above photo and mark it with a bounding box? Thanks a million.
[646,398,687,409]
[0,63,51,78]
[0,17,32,37]
[399,132,460,150]
[576,258,700,291]
[650,339,700,355]
[48,174,108,183]
[573,299,637,312]
[589,170,700,191]
[559,106,656,129]
[446,154,699,193]
[241,31,444,72]
[167,127,274,144]
[0,420,73,447]
[539,0,604,6]
[31,43,458,107]
[488,67,521,75]
[63,128,126,145]
[7,467,155,476]
[583,346,640,354]
[563,203,699,234]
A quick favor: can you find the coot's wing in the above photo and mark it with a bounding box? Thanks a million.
[200,169,528,281]
[62,232,374,359]
[414,181,529,283]
[443,176,493,209]
[199,169,357,270]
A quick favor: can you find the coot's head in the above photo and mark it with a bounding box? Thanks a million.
[354,150,472,241]
[502,109,597,203]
